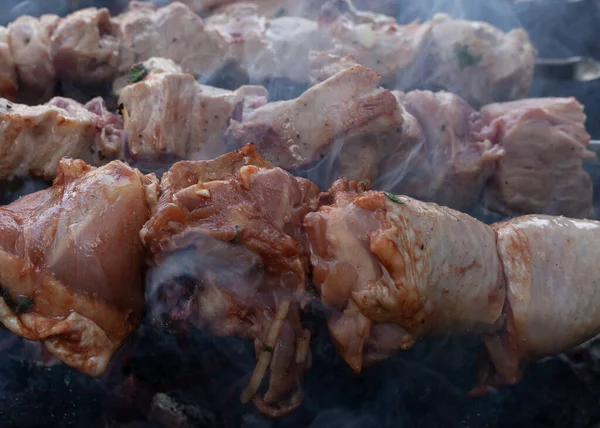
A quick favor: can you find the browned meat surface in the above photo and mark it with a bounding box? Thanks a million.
[0,96,124,180]
[0,26,18,101]
[424,14,535,108]
[8,15,58,102]
[303,180,505,372]
[206,3,324,83]
[142,144,319,417]
[116,1,227,84]
[118,68,267,163]
[226,65,403,180]
[0,158,157,376]
[476,215,600,392]
[377,90,503,211]
[481,97,594,218]
[51,8,122,85]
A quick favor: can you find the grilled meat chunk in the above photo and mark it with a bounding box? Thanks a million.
[118,68,267,164]
[481,97,594,218]
[0,26,17,101]
[8,15,58,102]
[477,215,600,391]
[0,158,157,376]
[226,65,403,184]
[304,180,505,372]
[308,50,359,86]
[0,96,124,180]
[51,8,122,85]
[142,144,319,417]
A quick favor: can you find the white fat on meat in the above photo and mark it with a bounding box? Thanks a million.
[304,180,505,372]
[478,215,600,389]
[0,26,17,101]
[481,97,594,218]
[0,96,125,180]
[118,69,268,162]
[0,159,157,376]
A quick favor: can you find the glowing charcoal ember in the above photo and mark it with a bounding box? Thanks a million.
[142,145,319,417]
[0,158,157,376]
[304,180,505,372]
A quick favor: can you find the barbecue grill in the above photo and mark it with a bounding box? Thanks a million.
[1,1,600,427]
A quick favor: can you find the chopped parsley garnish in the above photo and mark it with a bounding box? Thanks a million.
[359,179,369,187]
[128,63,148,84]
[262,344,274,353]
[454,44,483,70]
[384,192,404,204]
[230,225,242,244]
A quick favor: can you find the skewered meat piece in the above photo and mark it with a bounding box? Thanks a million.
[303,180,505,372]
[115,1,227,85]
[0,96,124,180]
[142,144,319,417]
[0,158,158,376]
[308,50,359,86]
[377,90,503,211]
[8,14,59,102]
[475,215,600,392]
[0,26,18,101]
[481,97,594,219]
[226,64,404,184]
[205,3,325,83]
[112,56,185,93]
[118,64,268,165]
[51,7,123,86]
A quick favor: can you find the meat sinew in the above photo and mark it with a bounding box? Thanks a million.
[0,158,157,376]
[0,26,18,101]
[226,64,403,183]
[481,97,594,218]
[475,215,600,392]
[118,64,268,164]
[0,96,124,180]
[141,144,319,417]
[303,180,505,372]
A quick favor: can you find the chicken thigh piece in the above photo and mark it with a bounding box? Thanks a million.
[0,158,157,376]
[303,180,505,372]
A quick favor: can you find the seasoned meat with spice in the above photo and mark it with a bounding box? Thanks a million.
[118,68,267,164]
[377,90,503,212]
[0,26,17,101]
[303,180,505,372]
[426,14,535,108]
[481,97,594,218]
[116,1,227,84]
[476,215,600,392]
[0,158,157,376]
[142,145,319,417]
[51,8,123,85]
[0,96,125,180]
[206,3,325,83]
[226,65,403,183]
[8,14,58,102]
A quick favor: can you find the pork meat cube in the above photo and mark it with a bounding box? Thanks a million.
[0,158,157,376]
[481,97,594,218]
[0,27,17,101]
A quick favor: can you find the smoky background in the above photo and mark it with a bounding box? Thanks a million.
[1,1,600,427]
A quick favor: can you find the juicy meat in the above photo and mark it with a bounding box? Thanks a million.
[0,158,157,376]
[481,97,594,218]
[118,69,268,163]
[51,8,123,85]
[226,65,403,180]
[426,14,535,108]
[478,215,600,390]
[0,26,17,101]
[303,180,505,372]
[142,144,319,416]
[116,2,227,84]
[0,96,125,180]
[206,3,325,83]
[377,90,503,211]
[8,15,58,102]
